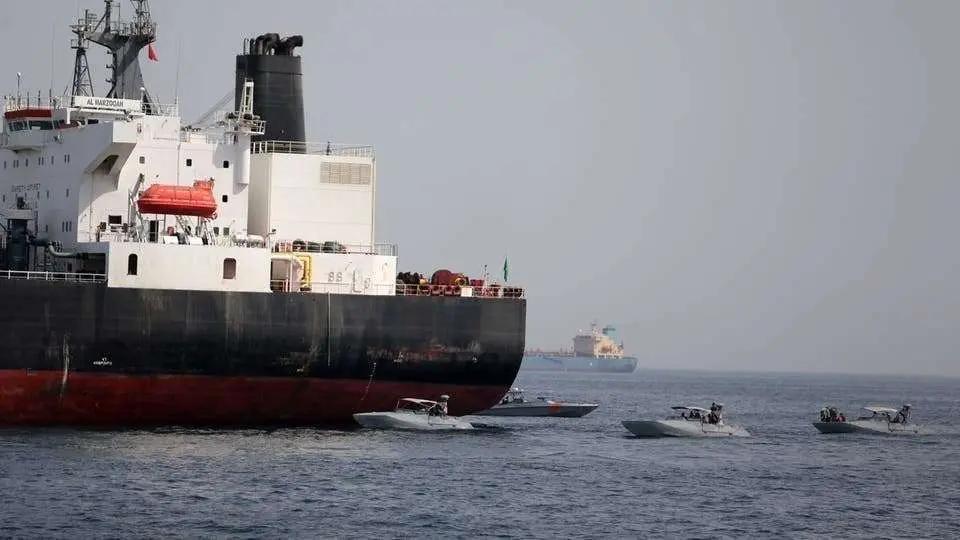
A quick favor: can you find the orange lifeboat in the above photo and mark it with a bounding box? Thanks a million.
[136,179,218,218]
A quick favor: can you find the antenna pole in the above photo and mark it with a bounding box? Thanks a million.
[50,23,56,102]
[174,35,182,105]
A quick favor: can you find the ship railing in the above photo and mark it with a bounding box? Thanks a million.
[111,20,158,40]
[82,230,270,249]
[524,349,576,355]
[268,280,524,299]
[174,131,229,144]
[251,140,376,158]
[394,283,525,299]
[145,102,179,117]
[0,269,106,282]
[1,95,63,112]
[269,280,396,295]
[272,241,398,257]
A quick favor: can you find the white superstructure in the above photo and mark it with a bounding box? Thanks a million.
[0,0,524,303]
[572,323,626,358]
[0,83,393,295]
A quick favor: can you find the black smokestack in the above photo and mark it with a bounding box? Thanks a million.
[235,34,306,144]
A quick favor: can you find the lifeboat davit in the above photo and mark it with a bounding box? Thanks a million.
[136,179,218,218]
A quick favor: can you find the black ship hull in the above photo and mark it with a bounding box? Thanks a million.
[0,278,525,427]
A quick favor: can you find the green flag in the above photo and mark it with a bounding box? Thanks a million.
[502,256,509,282]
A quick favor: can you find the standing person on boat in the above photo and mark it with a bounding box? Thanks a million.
[707,402,722,424]
[893,404,911,424]
[437,395,450,417]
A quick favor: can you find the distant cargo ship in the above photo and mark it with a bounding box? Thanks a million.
[522,323,638,373]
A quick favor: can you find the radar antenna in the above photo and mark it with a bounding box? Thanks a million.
[72,0,158,110]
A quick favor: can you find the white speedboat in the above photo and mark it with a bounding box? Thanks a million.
[474,387,599,417]
[353,396,474,431]
[622,404,751,438]
[813,404,922,435]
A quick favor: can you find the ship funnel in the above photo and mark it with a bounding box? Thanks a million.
[235,33,306,145]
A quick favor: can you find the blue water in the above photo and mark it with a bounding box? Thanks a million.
[2,370,959,539]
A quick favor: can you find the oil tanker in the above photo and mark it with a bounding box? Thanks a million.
[522,323,637,373]
[0,0,525,427]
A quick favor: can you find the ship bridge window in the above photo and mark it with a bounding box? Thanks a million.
[127,254,138,276]
[28,121,53,130]
[223,258,237,280]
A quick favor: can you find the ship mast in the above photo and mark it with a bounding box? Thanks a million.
[73,0,157,108]
[70,9,96,96]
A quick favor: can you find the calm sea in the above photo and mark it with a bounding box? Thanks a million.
[2,369,958,539]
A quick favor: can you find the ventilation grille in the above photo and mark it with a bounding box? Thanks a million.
[320,162,372,185]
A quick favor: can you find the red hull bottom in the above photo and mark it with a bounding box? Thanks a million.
[0,371,508,427]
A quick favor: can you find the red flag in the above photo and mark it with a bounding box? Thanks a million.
[147,43,158,62]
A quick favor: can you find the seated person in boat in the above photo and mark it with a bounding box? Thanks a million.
[820,407,845,422]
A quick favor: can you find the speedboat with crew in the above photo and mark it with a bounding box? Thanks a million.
[813,404,922,435]
[352,395,474,431]
[622,403,750,438]
[474,387,599,417]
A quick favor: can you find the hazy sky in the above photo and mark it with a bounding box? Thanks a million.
[2,1,958,376]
